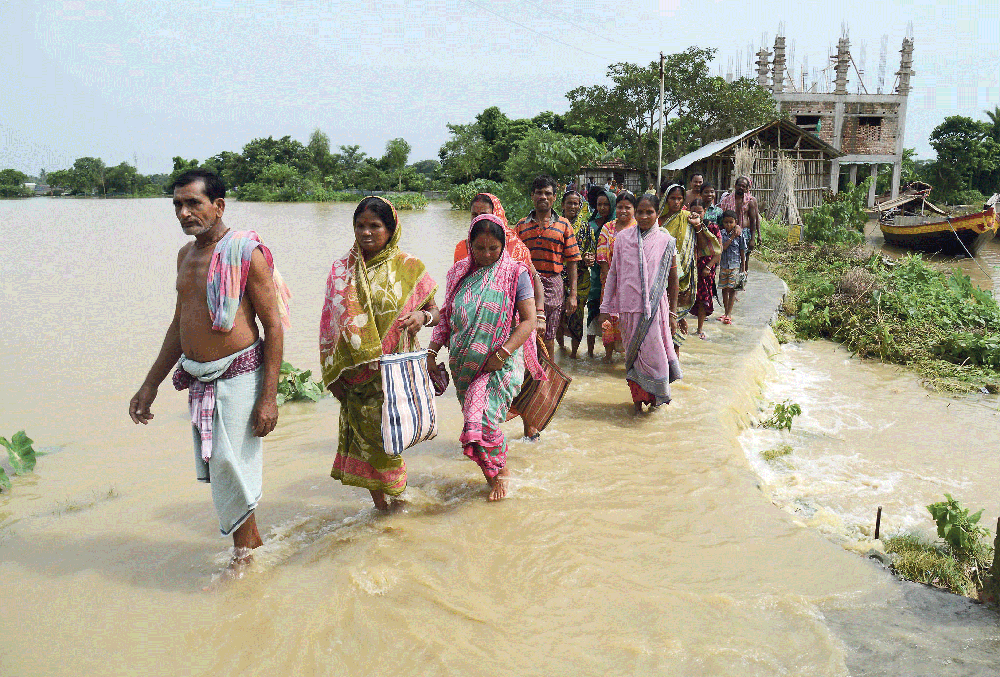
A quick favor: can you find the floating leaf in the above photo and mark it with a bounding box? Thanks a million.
[2,431,36,474]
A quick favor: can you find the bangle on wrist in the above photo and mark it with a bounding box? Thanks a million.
[427,347,438,357]
[422,310,433,326]
[496,346,511,361]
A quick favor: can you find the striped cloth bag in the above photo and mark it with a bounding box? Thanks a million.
[380,344,438,457]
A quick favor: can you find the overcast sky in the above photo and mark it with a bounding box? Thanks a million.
[2,0,998,176]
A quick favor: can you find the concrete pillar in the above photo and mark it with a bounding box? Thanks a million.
[891,161,902,199]
[830,159,841,195]
[834,37,851,94]
[849,164,858,186]
[756,48,772,88]
[868,164,879,208]
[772,36,786,94]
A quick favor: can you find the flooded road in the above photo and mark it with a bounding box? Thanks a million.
[2,198,997,676]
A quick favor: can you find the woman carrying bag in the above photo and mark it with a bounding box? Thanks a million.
[427,214,545,501]
[319,196,439,511]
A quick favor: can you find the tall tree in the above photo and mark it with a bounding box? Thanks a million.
[382,138,411,191]
[72,156,107,195]
[503,129,606,191]
[565,48,717,184]
[927,116,1000,200]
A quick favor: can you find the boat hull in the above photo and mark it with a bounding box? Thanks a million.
[879,207,997,257]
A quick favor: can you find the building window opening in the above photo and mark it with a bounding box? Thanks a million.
[795,115,821,132]
[859,116,882,127]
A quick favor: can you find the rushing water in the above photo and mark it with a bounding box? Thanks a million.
[2,198,998,676]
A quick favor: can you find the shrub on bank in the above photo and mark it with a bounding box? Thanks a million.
[757,229,1000,392]
[447,179,532,222]
[236,185,428,209]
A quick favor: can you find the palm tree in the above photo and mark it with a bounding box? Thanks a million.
[985,106,1000,141]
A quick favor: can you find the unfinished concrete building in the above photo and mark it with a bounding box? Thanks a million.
[756,32,914,206]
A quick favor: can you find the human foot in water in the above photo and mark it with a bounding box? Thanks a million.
[369,489,390,511]
[487,467,509,501]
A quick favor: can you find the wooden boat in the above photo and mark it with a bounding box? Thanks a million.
[878,193,998,257]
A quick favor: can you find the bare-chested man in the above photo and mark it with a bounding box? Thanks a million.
[129,168,285,574]
[684,173,704,205]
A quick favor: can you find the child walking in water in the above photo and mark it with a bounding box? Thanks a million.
[718,209,746,324]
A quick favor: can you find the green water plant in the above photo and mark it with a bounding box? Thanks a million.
[883,495,994,598]
[0,430,37,491]
[277,361,326,405]
[761,443,794,462]
[927,494,990,560]
[762,401,802,431]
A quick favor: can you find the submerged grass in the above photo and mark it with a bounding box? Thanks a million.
[761,443,793,462]
[756,219,1000,392]
[884,533,973,595]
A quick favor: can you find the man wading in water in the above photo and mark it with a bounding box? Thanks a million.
[128,168,288,576]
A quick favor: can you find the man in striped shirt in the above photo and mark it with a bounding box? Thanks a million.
[514,175,581,361]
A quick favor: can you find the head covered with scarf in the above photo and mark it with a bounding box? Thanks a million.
[319,195,438,387]
[455,192,534,267]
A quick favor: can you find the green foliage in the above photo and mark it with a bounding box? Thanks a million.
[503,129,606,189]
[884,533,974,595]
[761,443,793,462]
[756,235,1000,391]
[0,184,32,197]
[921,115,1000,204]
[884,495,994,598]
[276,362,326,405]
[0,430,37,491]
[927,494,990,559]
[762,401,802,431]
[2,431,36,474]
[0,168,29,185]
[802,179,869,244]
[446,179,531,223]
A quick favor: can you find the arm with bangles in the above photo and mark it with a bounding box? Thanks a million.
[483,297,537,373]
[329,298,440,401]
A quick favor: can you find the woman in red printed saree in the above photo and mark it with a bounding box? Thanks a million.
[319,196,439,510]
[428,214,545,501]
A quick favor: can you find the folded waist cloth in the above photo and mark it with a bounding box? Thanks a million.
[173,341,263,461]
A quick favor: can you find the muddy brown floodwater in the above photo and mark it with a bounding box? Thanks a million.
[2,199,998,676]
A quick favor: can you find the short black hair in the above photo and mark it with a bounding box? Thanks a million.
[720,209,738,222]
[688,198,705,209]
[637,192,660,211]
[531,175,558,193]
[701,183,716,193]
[354,196,397,234]
[171,168,225,202]
[690,172,704,180]
[469,217,506,247]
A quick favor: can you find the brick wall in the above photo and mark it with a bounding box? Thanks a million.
[778,98,901,156]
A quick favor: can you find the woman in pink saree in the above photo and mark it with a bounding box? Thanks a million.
[599,192,682,412]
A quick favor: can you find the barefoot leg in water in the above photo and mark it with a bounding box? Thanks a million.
[487,466,510,501]
[220,513,263,579]
[587,334,596,359]
[369,489,390,511]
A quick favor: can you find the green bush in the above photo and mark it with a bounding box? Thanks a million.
[756,236,1000,391]
[0,184,32,198]
[802,179,870,244]
[447,179,532,222]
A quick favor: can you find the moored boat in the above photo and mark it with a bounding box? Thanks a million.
[878,194,998,257]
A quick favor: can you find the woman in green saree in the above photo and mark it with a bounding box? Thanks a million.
[319,196,439,511]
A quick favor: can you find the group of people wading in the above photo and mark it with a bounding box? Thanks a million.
[127,167,760,573]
